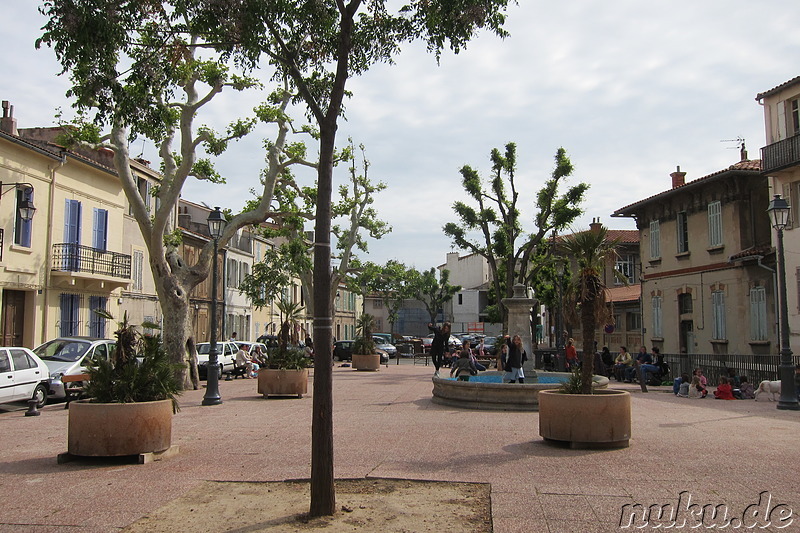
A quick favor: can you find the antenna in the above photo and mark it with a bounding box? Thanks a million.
[721,137,748,161]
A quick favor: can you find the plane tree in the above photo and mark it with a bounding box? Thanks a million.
[443,143,588,331]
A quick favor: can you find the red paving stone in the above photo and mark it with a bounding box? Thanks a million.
[1,362,798,532]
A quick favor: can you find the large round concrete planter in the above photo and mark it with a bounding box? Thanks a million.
[352,353,381,371]
[68,399,173,457]
[258,368,308,398]
[538,389,631,449]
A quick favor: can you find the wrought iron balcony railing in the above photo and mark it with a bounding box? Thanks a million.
[762,135,800,174]
[51,243,131,279]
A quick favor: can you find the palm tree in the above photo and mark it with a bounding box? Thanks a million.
[276,299,305,352]
[559,226,623,394]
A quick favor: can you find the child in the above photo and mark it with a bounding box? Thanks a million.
[713,376,735,400]
[693,368,708,398]
[689,375,701,398]
[450,340,478,381]
[738,377,755,399]
[677,373,690,398]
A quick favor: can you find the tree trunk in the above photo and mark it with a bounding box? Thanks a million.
[580,291,596,394]
[158,279,192,388]
[309,123,336,517]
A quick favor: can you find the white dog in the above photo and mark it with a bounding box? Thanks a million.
[754,380,781,401]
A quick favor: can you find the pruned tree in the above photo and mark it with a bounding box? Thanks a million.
[407,268,461,324]
[444,144,588,331]
[37,3,314,389]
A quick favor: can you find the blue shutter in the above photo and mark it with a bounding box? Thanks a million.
[92,208,108,251]
[60,294,80,337]
[64,200,82,271]
[14,188,33,247]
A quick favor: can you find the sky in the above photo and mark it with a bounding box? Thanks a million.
[3,1,800,272]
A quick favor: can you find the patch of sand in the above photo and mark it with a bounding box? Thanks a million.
[125,478,492,532]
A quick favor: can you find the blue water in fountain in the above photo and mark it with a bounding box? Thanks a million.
[447,374,567,384]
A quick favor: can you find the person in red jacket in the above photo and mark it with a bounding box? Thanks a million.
[565,338,579,371]
[714,375,735,400]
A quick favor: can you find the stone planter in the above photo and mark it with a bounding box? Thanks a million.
[538,389,631,449]
[68,399,173,457]
[352,353,381,371]
[258,368,308,398]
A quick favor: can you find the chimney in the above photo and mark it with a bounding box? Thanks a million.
[589,217,602,233]
[1,101,18,136]
[670,166,686,188]
[740,142,748,161]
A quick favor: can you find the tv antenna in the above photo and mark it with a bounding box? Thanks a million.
[721,137,748,160]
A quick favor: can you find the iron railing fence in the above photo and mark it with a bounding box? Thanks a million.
[662,352,800,386]
[762,135,800,173]
[51,243,131,279]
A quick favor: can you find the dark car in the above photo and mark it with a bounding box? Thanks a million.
[333,340,389,364]
[481,337,499,356]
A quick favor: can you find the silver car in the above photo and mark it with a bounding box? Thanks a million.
[33,337,116,399]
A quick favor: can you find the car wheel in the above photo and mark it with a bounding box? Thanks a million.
[32,383,48,409]
[218,364,224,379]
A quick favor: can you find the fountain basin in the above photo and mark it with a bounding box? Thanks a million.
[431,371,609,411]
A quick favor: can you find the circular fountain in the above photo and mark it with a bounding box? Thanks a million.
[431,371,609,411]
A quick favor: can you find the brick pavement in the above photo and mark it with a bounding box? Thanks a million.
[0,362,798,532]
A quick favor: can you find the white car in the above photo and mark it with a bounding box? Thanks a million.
[33,337,117,399]
[0,347,50,409]
[196,341,239,379]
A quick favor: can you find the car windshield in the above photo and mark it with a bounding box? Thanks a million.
[33,340,91,362]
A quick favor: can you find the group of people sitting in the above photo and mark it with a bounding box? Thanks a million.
[610,345,669,385]
[673,368,755,400]
[234,343,267,378]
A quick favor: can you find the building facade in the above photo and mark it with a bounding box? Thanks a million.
[613,158,774,355]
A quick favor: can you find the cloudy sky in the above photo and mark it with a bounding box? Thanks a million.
[3,1,800,271]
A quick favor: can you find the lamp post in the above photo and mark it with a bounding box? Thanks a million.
[0,182,37,221]
[555,260,565,371]
[767,194,799,410]
[202,207,227,406]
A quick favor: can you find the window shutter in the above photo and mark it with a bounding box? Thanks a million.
[783,183,794,229]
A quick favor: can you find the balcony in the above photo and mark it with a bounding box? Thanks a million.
[761,135,800,174]
[51,243,131,290]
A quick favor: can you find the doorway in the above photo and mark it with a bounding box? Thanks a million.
[679,320,694,355]
[1,290,26,346]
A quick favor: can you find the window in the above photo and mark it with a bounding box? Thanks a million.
[11,349,35,370]
[750,287,768,341]
[649,220,660,259]
[239,263,249,289]
[143,315,157,336]
[63,199,82,271]
[14,187,33,247]
[88,296,108,337]
[652,296,663,338]
[712,290,726,340]
[614,255,635,284]
[626,311,641,331]
[676,212,689,253]
[227,258,238,288]
[678,293,692,314]
[458,294,463,305]
[132,250,144,291]
[92,208,108,251]
[792,98,800,135]
[131,177,152,215]
[373,299,383,309]
[59,293,81,337]
[708,201,722,247]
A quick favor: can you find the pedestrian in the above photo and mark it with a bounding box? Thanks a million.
[428,321,451,378]
[503,334,528,383]
[450,340,478,381]
[565,338,579,371]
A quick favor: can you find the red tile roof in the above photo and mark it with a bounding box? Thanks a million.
[613,159,762,216]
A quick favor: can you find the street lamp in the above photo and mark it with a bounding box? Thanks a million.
[767,194,799,410]
[0,182,37,221]
[202,206,227,406]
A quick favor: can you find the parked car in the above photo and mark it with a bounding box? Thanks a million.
[33,337,117,399]
[373,337,397,358]
[481,337,499,356]
[0,347,50,408]
[333,340,389,364]
[196,341,239,379]
[255,335,280,349]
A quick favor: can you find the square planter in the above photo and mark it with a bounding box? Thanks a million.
[538,389,631,449]
[258,368,308,398]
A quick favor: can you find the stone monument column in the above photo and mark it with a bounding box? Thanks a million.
[502,283,538,374]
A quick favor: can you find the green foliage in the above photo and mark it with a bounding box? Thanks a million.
[558,366,593,395]
[83,313,182,412]
[444,143,588,330]
[353,314,377,355]
[484,304,502,325]
[266,346,310,370]
[407,267,461,323]
[163,228,183,249]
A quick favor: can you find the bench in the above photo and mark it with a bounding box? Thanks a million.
[413,353,429,366]
[62,373,90,409]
